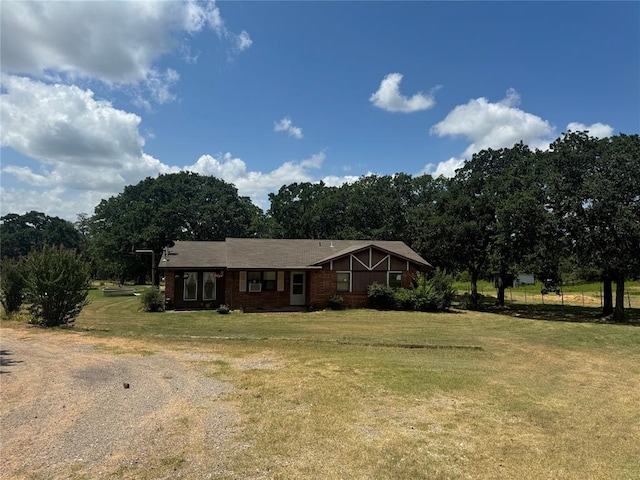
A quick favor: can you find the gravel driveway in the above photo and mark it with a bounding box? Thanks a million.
[0,328,242,479]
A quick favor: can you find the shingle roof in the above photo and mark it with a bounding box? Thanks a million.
[160,238,431,269]
[160,241,227,269]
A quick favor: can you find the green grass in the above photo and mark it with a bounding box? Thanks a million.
[3,291,640,479]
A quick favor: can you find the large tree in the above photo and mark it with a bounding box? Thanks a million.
[267,174,418,241]
[437,143,553,308]
[340,174,415,240]
[546,132,640,321]
[267,181,345,239]
[403,174,452,270]
[0,211,83,259]
[90,172,264,283]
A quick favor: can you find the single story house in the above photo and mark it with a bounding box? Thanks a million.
[159,238,431,311]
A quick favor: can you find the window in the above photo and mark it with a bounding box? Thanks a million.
[263,271,277,291]
[203,272,216,300]
[184,272,197,301]
[246,271,277,292]
[337,271,351,292]
[388,271,403,289]
[247,271,262,292]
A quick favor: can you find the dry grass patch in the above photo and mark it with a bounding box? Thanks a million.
[204,318,640,479]
[3,301,640,479]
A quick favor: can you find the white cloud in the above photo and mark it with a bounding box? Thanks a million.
[322,175,361,187]
[431,89,555,158]
[187,152,325,208]
[274,117,303,139]
[370,73,437,113]
[236,31,253,52]
[0,74,341,219]
[566,122,614,138]
[421,158,466,178]
[0,185,111,220]
[0,0,250,105]
[0,76,175,195]
[1,76,146,168]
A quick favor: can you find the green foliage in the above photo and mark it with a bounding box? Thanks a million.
[405,271,456,312]
[90,172,265,282]
[140,287,165,312]
[268,181,346,239]
[391,287,414,311]
[546,132,640,321]
[24,246,90,327]
[327,294,344,310]
[367,283,396,310]
[216,304,230,314]
[0,211,83,259]
[368,272,456,312]
[0,257,26,314]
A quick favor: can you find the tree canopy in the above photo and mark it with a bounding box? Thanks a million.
[0,211,83,259]
[3,132,638,321]
[89,171,264,281]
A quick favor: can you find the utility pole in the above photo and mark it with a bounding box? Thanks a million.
[135,249,156,287]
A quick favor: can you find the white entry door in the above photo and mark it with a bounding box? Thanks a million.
[290,272,306,306]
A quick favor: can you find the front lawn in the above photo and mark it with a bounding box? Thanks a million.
[3,292,640,479]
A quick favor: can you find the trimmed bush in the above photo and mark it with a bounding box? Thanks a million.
[0,257,26,315]
[140,287,165,312]
[367,271,456,313]
[392,287,414,311]
[367,282,395,310]
[328,294,344,310]
[409,270,456,311]
[25,246,90,326]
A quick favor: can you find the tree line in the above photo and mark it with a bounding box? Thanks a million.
[2,131,638,321]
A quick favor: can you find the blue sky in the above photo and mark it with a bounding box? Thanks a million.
[1,1,638,221]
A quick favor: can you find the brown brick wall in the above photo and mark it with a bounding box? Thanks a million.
[225,270,294,311]
[163,266,424,311]
[308,270,336,308]
[164,270,175,307]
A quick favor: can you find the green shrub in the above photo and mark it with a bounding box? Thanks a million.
[217,304,230,314]
[0,257,26,315]
[410,270,456,312]
[368,282,396,310]
[25,246,91,326]
[392,287,414,311]
[327,294,344,310]
[140,287,165,312]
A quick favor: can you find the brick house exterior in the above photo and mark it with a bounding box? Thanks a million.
[159,238,431,311]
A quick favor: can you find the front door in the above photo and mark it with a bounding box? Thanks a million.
[290,271,306,306]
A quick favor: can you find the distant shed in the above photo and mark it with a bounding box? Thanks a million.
[514,274,535,287]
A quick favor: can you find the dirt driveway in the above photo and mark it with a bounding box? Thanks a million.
[0,328,242,479]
